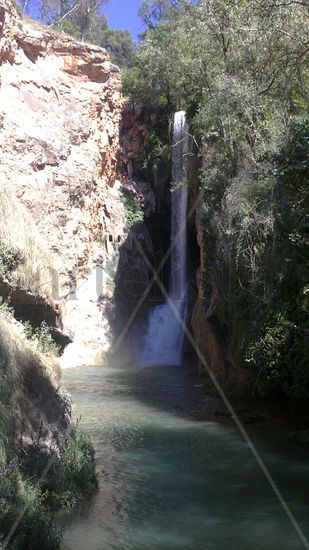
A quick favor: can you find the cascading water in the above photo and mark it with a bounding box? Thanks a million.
[138,111,189,366]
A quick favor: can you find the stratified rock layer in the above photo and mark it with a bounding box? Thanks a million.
[0,0,126,366]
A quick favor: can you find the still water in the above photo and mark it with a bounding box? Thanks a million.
[61,365,309,550]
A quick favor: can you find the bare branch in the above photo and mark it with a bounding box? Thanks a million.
[48,0,80,28]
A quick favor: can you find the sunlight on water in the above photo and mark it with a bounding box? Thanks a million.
[61,365,309,550]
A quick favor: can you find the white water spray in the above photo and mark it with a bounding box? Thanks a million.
[138,111,189,366]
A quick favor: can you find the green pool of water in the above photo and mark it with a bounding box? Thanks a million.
[60,365,309,550]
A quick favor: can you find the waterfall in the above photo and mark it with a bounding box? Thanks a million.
[138,111,189,366]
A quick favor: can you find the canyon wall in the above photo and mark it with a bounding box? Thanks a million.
[191,186,251,395]
[0,0,128,367]
[0,0,247,393]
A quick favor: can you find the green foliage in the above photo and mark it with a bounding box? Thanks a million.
[240,117,309,396]
[139,128,168,176]
[0,328,15,454]
[126,0,309,398]
[0,473,62,550]
[46,429,98,508]
[0,244,23,278]
[53,17,81,39]
[0,304,59,357]
[85,14,134,67]
[120,187,144,228]
[11,0,22,16]
[0,318,97,548]
[0,299,14,322]
[23,321,60,357]
[246,310,309,398]
[22,427,98,510]
[26,0,110,40]
[212,115,309,397]
[19,1,134,68]
[0,428,97,549]
[101,27,134,68]
[246,313,294,395]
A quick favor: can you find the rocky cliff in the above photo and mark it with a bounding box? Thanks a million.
[0,0,128,367]
[0,0,244,391]
[0,7,134,543]
[191,188,251,395]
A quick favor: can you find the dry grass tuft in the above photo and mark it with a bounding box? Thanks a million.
[0,181,57,303]
[0,313,61,452]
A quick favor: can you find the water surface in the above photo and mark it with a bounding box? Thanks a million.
[61,365,309,550]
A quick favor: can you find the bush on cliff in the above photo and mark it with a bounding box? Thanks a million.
[0,315,98,548]
[124,0,308,398]
[120,186,144,228]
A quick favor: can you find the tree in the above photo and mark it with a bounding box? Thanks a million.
[67,0,110,41]
[87,14,134,67]
[124,0,309,396]
[18,0,134,67]
[19,0,111,42]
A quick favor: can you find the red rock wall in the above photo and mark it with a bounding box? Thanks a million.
[0,1,124,290]
[0,0,127,366]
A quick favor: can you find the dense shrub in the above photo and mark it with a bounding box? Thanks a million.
[0,244,23,278]
[23,321,60,357]
[120,187,144,228]
[42,429,98,510]
[0,428,98,549]
[0,473,62,550]
[124,0,308,398]
[0,317,97,548]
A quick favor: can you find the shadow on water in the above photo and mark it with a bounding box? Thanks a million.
[61,363,309,550]
[101,364,206,416]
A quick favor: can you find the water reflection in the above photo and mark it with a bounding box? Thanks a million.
[61,365,309,550]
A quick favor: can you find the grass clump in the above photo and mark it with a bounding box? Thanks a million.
[0,299,14,322]
[23,321,60,358]
[23,427,98,511]
[0,316,98,549]
[0,244,23,278]
[0,474,62,550]
[0,181,56,302]
[0,300,59,357]
[0,428,98,550]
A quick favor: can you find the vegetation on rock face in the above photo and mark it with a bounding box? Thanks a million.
[120,186,144,228]
[0,314,98,549]
[124,0,309,398]
[0,428,97,549]
[0,244,23,278]
[0,178,98,546]
[23,320,61,357]
[0,182,56,302]
[18,0,134,67]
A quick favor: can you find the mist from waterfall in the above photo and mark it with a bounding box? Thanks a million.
[138,111,189,366]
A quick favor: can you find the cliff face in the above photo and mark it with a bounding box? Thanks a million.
[0,0,127,366]
[1,0,245,391]
[0,314,70,450]
[191,190,251,395]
